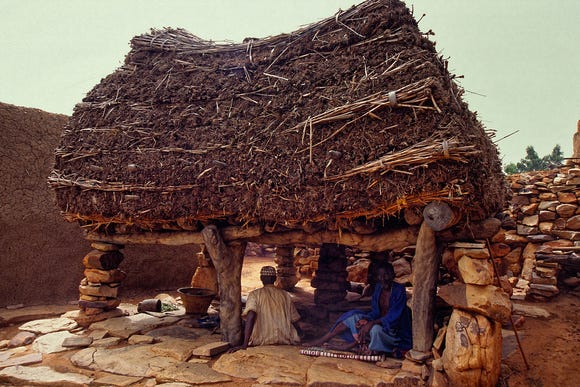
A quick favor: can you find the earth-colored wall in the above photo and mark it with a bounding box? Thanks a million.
[0,102,197,307]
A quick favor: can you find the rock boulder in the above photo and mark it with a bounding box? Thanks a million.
[438,283,512,323]
[442,309,502,387]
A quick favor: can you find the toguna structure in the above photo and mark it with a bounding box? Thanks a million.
[49,1,510,385]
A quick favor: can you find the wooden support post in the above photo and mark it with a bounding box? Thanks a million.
[411,221,439,354]
[201,225,246,345]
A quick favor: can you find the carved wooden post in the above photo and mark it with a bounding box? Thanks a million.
[201,225,246,345]
[411,200,458,356]
[411,221,439,355]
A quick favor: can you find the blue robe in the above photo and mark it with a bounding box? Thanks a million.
[332,282,412,352]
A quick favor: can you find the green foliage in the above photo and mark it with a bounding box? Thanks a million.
[546,144,564,165]
[504,144,563,174]
[504,163,518,174]
[161,301,179,312]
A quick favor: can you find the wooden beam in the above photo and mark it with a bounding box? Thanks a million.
[85,226,263,246]
[551,246,580,251]
[422,201,461,232]
[201,225,245,345]
[411,221,439,353]
[246,227,419,250]
[86,225,419,251]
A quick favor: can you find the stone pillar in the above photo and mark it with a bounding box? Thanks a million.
[295,247,319,278]
[274,246,299,290]
[438,240,510,387]
[569,119,580,166]
[311,243,348,305]
[78,241,126,316]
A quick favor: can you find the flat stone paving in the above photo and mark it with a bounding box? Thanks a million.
[0,301,423,386]
[0,258,429,386]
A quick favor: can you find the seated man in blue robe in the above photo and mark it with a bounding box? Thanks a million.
[304,261,412,357]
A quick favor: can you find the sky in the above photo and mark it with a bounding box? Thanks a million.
[1,0,578,165]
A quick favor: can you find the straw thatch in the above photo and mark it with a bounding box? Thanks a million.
[49,0,507,234]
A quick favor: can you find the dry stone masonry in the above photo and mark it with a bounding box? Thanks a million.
[312,244,349,305]
[295,247,319,278]
[498,167,580,301]
[274,246,300,290]
[78,242,125,317]
[436,240,508,387]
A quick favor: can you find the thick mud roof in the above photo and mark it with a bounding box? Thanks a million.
[50,0,506,233]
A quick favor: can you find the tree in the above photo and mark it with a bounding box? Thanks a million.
[504,163,518,174]
[542,144,564,167]
[504,144,563,174]
[516,146,544,172]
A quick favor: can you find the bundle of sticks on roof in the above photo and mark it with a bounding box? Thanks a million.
[49,0,506,234]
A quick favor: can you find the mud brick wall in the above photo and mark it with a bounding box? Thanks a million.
[495,167,580,300]
[0,103,197,307]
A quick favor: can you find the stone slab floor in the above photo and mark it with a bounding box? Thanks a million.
[0,302,423,386]
[1,256,564,386]
[0,256,424,386]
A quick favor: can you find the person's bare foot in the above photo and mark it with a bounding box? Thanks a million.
[356,343,380,356]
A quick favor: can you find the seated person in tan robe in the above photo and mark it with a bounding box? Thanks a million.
[229,266,301,352]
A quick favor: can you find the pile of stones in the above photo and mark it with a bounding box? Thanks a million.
[437,241,508,386]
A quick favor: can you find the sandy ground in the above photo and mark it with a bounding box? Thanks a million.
[241,256,279,293]
[500,292,579,387]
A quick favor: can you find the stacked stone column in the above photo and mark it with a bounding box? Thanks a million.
[294,247,319,278]
[274,246,299,290]
[438,241,510,387]
[78,242,126,316]
[311,244,348,305]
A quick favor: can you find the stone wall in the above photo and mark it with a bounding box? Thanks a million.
[496,167,580,300]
